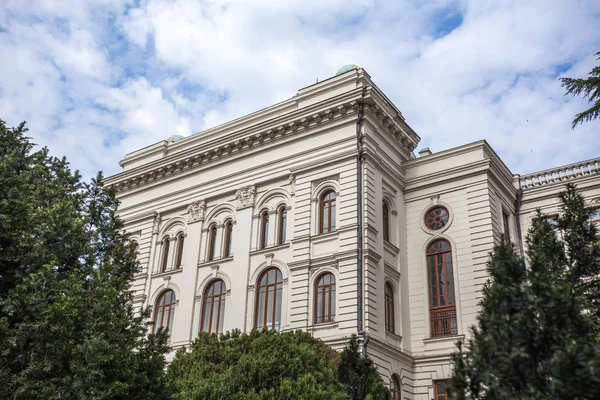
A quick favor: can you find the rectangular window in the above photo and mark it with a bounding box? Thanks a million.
[502,210,511,244]
[434,380,450,400]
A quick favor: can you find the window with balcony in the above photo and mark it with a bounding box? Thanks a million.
[427,240,457,337]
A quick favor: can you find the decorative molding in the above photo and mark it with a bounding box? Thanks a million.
[289,174,296,195]
[152,213,161,235]
[187,199,206,223]
[264,253,274,266]
[236,185,256,210]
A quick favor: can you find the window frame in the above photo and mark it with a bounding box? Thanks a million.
[390,375,401,400]
[207,225,217,262]
[424,206,450,231]
[153,289,176,334]
[254,267,283,331]
[160,237,170,273]
[223,220,233,257]
[278,207,287,245]
[200,279,227,335]
[314,272,336,324]
[502,210,511,244]
[383,202,390,242]
[175,234,185,269]
[427,239,458,338]
[434,380,450,400]
[319,190,336,234]
[384,282,395,333]
[260,211,269,249]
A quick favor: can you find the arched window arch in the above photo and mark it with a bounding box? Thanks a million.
[260,211,269,249]
[175,233,185,269]
[153,289,176,334]
[319,190,336,234]
[390,375,401,400]
[207,225,217,261]
[314,272,336,324]
[255,267,283,331]
[223,221,233,257]
[385,282,395,333]
[427,239,457,337]
[160,237,170,272]
[383,202,390,242]
[278,207,287,245]
[201,280,226,334]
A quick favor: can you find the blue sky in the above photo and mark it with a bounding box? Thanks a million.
[1,0,599,179]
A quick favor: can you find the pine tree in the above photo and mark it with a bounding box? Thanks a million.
[560,51,600,128]
[0,120,171,399]
[450,183,600,399]
[338,335,390,400]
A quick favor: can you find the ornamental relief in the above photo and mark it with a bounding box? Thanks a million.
[236,185,256,210]
[187,199,206,223]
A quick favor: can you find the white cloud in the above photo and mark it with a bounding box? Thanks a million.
[0,0,599,179]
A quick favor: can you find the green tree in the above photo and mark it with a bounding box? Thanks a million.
[561,51,600,128]
[0,120,171,399]
[450,183,600,399]
[167,330,390,400]
[167,329,350,400]
[338,335,390,400]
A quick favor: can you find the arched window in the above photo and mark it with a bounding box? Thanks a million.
[223,221,233,257]
[319,190,336,234]
[427,240,457,337]
[260,211,269,249]
[390,375,401,400]
[255,267,283,331]
[385,282,395,333]
[160,237,170,273]
[278,207,287,245]
[201,280,226,334]
[153,289,176,334]
[208,225,217,261]
[383,202,390,242]
[314,272,336,324]
[175,234,185,269]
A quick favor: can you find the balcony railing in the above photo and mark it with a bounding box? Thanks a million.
[518,158,600,190]
[430,308,457,338]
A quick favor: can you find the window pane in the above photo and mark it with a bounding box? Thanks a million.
[331,202,336,230]
[274,283,282,330]
[256,287,265,329]
[323,207,329,233]
[218,297,225,334]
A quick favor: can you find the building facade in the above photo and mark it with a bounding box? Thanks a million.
[105,66,600,400]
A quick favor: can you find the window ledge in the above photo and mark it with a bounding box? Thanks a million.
[152,268,183,278]
[423,334,464,345]
[310,231,338,242]
[385,330,403,342]
[250,242,290,255]
[198,256,233,268]
[384,240,400,255]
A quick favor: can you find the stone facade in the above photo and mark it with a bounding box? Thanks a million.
[105,67,600,399]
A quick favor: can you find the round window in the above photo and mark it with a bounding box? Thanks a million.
[424,206,449,230]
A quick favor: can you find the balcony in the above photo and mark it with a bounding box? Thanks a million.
[430,308,458,338]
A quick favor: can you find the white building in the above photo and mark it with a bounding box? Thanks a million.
[105,65,600,400]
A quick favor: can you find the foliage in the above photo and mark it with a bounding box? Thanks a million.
[0,120,171,399]
[560,51,600,128]
[338,335,390,400]
[450,183,600,399]
[167,330,390,400]
[167,329,350,400]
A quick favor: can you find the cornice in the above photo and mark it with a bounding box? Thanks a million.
[404,159,490,194]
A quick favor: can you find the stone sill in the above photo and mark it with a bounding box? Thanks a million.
[151,268,184,279]
[249,242,291,255]
[423,334,465,345]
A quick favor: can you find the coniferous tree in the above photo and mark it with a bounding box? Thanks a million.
[0,120,171,399]
[561,51,600,128]
[337,335,390,400]
[450,183,600,399]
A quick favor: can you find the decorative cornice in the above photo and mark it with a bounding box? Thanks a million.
[108,96,418,194]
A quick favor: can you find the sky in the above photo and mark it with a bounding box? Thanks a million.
[1,0,599,179]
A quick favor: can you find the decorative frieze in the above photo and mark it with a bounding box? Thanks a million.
[187,199,206,223]
[236,185,256,210]
[152,213,161,235]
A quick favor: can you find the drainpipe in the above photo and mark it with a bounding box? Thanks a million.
[356,83,367,355]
